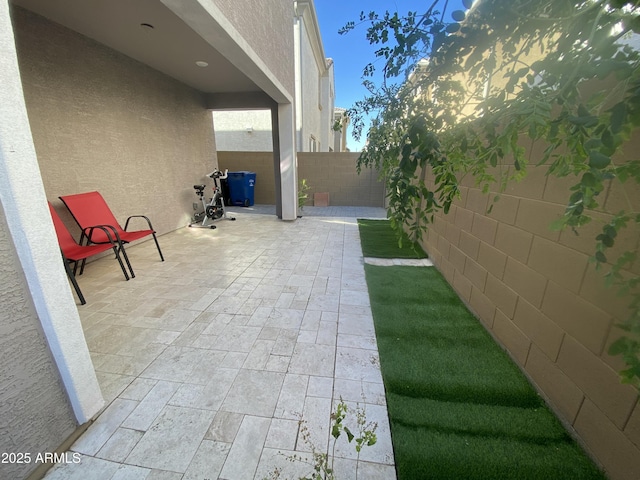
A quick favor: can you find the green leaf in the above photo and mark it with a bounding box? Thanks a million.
[446,22,461,34]
[402,143,413,158]
[610,102,627,134]
[451,10,466,22]
[588,151,611,169]
[550,217,567,231]
[596,234,615,247]
[620,363,640,384]
[604,224,617,238]
[584,138,602,150]
[601,129,615,149]
[595,251,608,263]
[609,337,629,356]
[581,172,598,187]
[569,191,583,203]
[568,115,598,128]
[344,427,354,443]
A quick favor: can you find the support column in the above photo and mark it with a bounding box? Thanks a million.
[271,106,283,219]
[277,103,298,220]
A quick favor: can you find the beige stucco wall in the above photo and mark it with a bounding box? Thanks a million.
[421,161,640,479]
[218,151,385,207]
[210,0,294,96]
[0,204,77,480]
[12,6,216,237]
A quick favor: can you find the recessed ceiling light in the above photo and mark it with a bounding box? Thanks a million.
[195,61,209,68]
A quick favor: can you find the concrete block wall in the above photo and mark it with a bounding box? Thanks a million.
[217,151,277,205]
[218,151,385,207]
[421,164,640,479]
[298,153,385,207]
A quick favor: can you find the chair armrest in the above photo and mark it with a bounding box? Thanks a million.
[82,224,123,245]
[124,215,155,232]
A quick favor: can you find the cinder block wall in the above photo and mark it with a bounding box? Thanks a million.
[421,162,640,479]
[218,151,385,207]
[298,153,385,207]
[217,151,277,204]
[13,7,216,237]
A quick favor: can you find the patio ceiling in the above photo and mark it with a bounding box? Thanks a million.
[10,0,261,94]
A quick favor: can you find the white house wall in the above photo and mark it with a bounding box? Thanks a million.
[213,110,273,151]
[299,19,321,151]
[296,0,333,152]
[320,60,335,151]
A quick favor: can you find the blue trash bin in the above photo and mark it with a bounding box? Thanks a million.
[227,171,256,207]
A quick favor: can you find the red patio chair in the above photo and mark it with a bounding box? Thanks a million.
[59,192,164,277]
[49,202,131,304]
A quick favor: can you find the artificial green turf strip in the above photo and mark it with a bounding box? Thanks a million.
[357,219,427,259]
[364,264,606,480]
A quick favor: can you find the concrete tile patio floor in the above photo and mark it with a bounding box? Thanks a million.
[44,206,397,480]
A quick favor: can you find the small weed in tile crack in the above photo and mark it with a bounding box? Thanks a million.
[264,399,378,480]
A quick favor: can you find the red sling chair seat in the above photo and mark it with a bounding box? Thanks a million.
[49,202,131,304]
[59,191,164,278]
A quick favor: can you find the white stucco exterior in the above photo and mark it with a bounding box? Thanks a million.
[278,102,298,220]
[212,109,273,151]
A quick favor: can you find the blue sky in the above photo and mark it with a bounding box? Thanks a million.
[314,0,467,151]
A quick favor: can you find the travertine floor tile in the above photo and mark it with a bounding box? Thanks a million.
[335,346,384,384]
[71,398,139,456]
[205,410,244,442]
[221,369,285,417]
[43,455,121,480]
[219,415,271,480]
[289,343,336,377]
[121,380,180,431]
[125,405,215,472]
[265,418,299,450]
[182,440,230,480]
[95,428,144,463]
